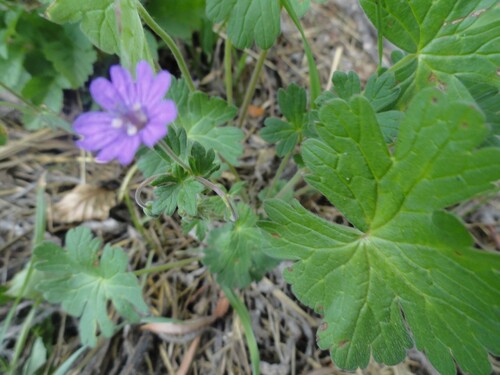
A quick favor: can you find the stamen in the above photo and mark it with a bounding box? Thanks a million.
[111,118,123,128]
[127,124,138,136]
[132,102,142,111]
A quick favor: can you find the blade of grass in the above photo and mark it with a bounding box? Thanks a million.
[1,174,46,371]
[222,286,260,375]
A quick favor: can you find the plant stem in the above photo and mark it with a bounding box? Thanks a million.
[133,257,201,276]
[266,152,292,199]
[281,0,322,102]
[376,0,384,71]
[136,1,196,92]
[224,39,233,104]
[157,141,239,221]
[158,140,191,171]
[222,286,260,375]
[275,168,303,200]
[124,193,162,255]
[195,176,239,221]
[237,49,268,129]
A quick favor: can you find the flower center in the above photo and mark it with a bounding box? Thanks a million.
[112,103,148,136]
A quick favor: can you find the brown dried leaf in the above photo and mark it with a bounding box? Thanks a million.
[52,184,116,223]
[141,295,229,336]
[248,104,265,118]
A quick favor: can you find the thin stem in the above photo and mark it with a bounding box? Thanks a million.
[158,140,191,171]
[195,176,238,222]
[222,286,260,375]
[237,49,268,129]
[376,0,384,71]
[275,168,303,200]
[0,82,40,113]
[133,257,201,276]
[157,141,239,221]
[8,303,39,375]
[234,50,249,85]
[266,152,292,199]
[136,1,196,92]
[124,193,162,255]
[281,0,321,102]
[294,184,314,198]
[224,39,233,104]
[118,164,138,202]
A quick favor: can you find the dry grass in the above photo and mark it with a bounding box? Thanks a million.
[1,1,499,374]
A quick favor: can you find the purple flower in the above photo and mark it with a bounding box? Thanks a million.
[74,61,177,165]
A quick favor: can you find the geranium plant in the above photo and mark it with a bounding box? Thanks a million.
[1,0,499,374]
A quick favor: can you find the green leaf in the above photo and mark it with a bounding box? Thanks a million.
[146,0,208,42]
[360,0,500,113]
[46,0,150,66]
[137,147,170,178]
[47,0,119,54]
[189,142,220,177]
[262,89,500,374]
[206,0,281,49]
[0,44,30,91]
[204,204,278,288]
[21,74,68,112]
[261,83,310,156]
[22,337,47,375]
[41,24,96,88]
[137,127,188,178]
[289,0,328,17]
[332,71,361,100]
[118,0,151,69]
[363,71,400,112]
[34,227,148,347]
[152,171,205,217]
[174,91,244,164]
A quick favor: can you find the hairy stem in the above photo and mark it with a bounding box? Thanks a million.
[136,1,196,92]
[237,49,268,128]
[157,141,239,221]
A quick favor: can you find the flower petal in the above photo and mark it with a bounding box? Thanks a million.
[147,100,178,125]
[76,128,123,152]
[136,61,154,83]
[139,70,172,105]
[73,112,114,136]
[140,123,168,148]
[95,135,141,165]
[110,65,136,105]
[89,78,122,111]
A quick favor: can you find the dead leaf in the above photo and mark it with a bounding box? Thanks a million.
[51,184,116,223]
[141,295,229,336]
[248,104,265,118]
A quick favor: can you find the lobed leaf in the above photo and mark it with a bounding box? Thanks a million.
[46,0,151,66]
[173,91,244,165]
[204,204,278,288]
[206,0,281,49]
[262,89,500,374]
[34,227,148,347]
[261,83,311,156]
[360,0,500,140]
